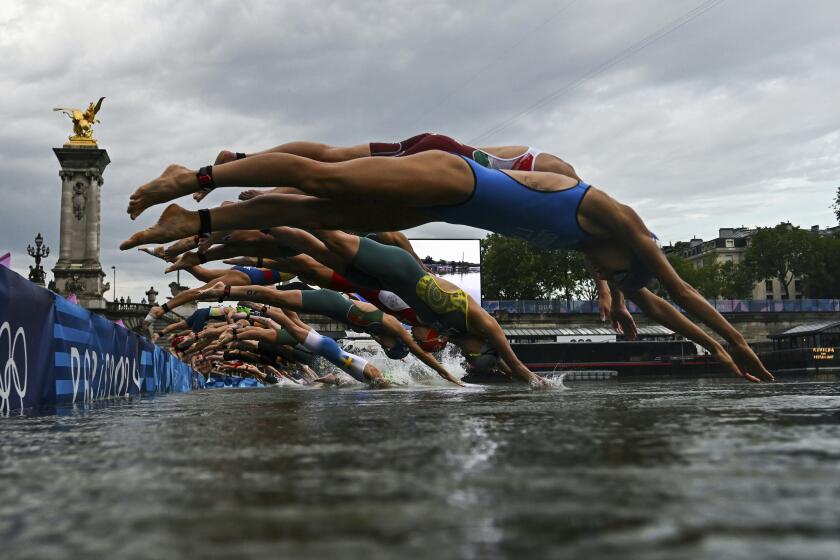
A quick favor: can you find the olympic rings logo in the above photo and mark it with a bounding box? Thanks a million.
[0,321,28,415]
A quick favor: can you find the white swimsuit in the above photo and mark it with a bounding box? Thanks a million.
[475,147,544,171]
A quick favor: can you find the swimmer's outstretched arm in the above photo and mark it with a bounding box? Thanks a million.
[583,254,623,326]
[602,201,772,382]
[607,287,638,340]
[380,314,464,387]
[468,310,548,388]
[627,288,754,381]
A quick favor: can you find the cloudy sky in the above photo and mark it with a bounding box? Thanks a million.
[2,0,839,301]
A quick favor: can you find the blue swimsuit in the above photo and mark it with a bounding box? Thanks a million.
[425,156,592,250]
[231,266,282,286]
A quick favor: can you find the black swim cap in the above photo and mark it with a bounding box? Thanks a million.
[384,340,410,360]
[467,353,500,374]
[613,260,653,292]
[614,234,659,292]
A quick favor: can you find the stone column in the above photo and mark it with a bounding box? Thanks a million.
[57,170,74,264]
[52,146,110,310]
[84,170,103,264]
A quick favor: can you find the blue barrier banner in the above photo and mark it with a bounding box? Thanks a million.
[0,266,56,413]
[1,267,201,414]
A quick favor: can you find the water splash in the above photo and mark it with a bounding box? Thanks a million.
[542,369,569,390]
[322,340,469,388]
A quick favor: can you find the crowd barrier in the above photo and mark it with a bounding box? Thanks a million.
[482,298,840,315]
[1,266,203,415]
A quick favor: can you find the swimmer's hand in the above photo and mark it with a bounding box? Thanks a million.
[729,342,774,382]
[710,345,761,383]
[599,292,612,322]
[529,376,552,390]
[609,306,638,340]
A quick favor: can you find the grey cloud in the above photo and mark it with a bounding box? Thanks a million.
[2,0,839,301]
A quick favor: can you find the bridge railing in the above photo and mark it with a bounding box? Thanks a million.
[106,301,151,314]
[482,298,840,314]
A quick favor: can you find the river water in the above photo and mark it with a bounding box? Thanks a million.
[1,378,839,560]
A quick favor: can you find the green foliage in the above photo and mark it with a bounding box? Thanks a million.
[480,233,590,300]
[800,234,840,298]
[718,261,755,299]
[656,254,753,299]
[743,224,812,297]
[833,186,840,225]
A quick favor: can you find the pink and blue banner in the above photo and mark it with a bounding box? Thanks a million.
[0,266,201,415]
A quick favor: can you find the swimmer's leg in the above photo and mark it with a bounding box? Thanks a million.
[146,269,251,321]
[301,330,384,385]
[219,141,372,165]
[126,150,472,219]
[120,197,427,250]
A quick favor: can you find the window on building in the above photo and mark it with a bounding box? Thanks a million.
[794,279,802,293]
[766,295,773,300]
[765,279,773,292]
[725,239,734,248]
[781,294,789,300]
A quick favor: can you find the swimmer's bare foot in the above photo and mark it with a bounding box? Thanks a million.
[143,305,165,325]
[138,246,167,261]
[196,235,214,254]
[127,164,198,219]
[238,189,263,201]
[165,251,203,273]
[215,150,237,165]
[120,204,200,250]
[196,281,226,301]
[163,236,200,260]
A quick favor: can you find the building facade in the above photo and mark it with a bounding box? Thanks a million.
[666,224,839,300]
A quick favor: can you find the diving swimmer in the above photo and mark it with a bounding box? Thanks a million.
[122,148,773,383]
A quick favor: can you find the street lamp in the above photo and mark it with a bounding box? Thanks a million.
[27,232,50,286]
[111,266,116,302]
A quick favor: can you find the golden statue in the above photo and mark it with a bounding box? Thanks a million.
[53,97,105,146]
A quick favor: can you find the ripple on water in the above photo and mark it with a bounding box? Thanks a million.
[0,378,839,559]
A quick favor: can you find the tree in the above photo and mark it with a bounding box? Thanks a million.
[480,233,587,300]
[833,186,840,225]
[654,253,752,299]
[743,224,812,298]
[719,261,754,299]
[800,234,840,298]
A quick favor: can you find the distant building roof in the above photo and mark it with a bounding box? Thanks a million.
[768,321,840,339]
[502,326,674,337]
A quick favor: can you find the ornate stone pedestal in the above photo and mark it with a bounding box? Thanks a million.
[52,145,110,310]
